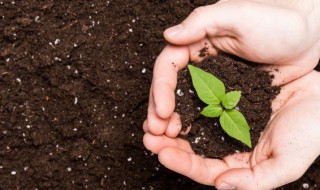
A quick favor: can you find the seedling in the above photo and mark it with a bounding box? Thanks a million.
[188,65,252,148]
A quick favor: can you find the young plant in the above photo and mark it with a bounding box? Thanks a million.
[188,65,252,148]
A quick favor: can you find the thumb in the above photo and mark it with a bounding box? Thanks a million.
[163,2,240,45]
[215,158,305,190]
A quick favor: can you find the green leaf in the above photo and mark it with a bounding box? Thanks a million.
[219,109,252,148]
[222,91,241,109]
[201,104,223,118]
[188,65,225,105]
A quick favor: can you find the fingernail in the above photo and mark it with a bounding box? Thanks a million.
[165,24,183,36]
[217,183,236,190]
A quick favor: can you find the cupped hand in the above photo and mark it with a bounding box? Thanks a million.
[146,0,320,137]
[144,71,320,189]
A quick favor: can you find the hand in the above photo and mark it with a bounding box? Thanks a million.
[144,71,320,189]
[146,0,320,136]
[144,0,320,189]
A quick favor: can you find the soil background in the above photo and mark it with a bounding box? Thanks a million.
[0,0,319,190]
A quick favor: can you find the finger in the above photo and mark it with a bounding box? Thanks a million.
[158,147,229,186]
[147,89,169,135]
[164,3,240,45]
[143,120,149,132]
[143,133,193,154]
[215,158,304,190]
[260,64,315,86]
[152,45,189,119]
[188,38,217,62]
[223,152,251,169]
[165,112,182,138]
[260,48,320,86]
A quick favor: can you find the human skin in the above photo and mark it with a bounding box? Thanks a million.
[143,0,320,189]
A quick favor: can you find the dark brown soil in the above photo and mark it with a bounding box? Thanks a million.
[0,0,319,190]
[176,54,280,158]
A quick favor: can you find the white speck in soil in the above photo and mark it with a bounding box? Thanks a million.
[176,89,184,96]
[221,136,225,141]
[74,97,78,105]
[49,42,54,48]
[123,181,126,186]
[107,167,110,170]
[35,16,40,22]
[24,167,28,171]
[235,106,240,111]
[131,133,134,137]
[54,39,60,45]
[0,166,2,169]
[90,21,95,27]
[75,70,78,74]
[141,68,146,74]
[67,167,72,172]
[3,130,7,134]
[189,89,194,94]
[132,19,136,23]
[26,125,31,129]
[129,28,133,32]
[235,150,240,153]
[6,58,10,62]
[197,107,201,111]
[122,113,125,117]
[54,57,61,61]
[107,79,111,83]
[11,171,16,175]
[73,43,77,47]
[194,137,201,144]
[154,167,159,171]
[73,128,78,132]
[127,157,132,162]
[49,152,53,156]
[302,183,310,189]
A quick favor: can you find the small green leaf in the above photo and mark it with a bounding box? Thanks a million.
[201,104,223,118]
[188,65,225,105]
[222,91,241,109]
[219,109,251,148]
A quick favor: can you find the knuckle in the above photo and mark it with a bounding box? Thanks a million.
[191,6,206,20]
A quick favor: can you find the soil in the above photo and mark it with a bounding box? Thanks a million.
[0,0,319,190]
[176,54,280,158]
